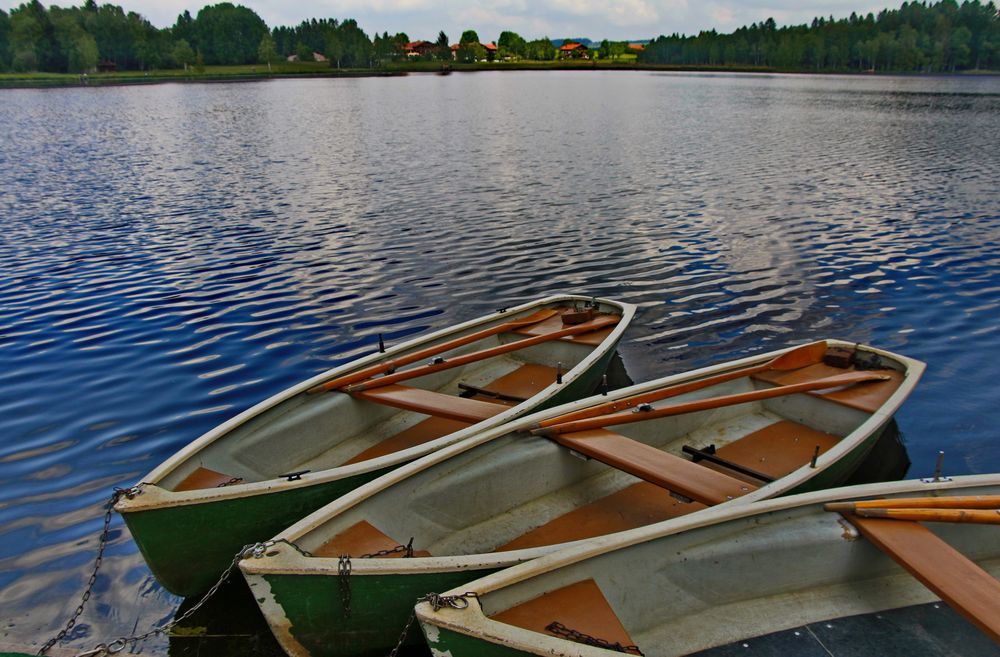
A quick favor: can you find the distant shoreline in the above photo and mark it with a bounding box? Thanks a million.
[2,61,998,89]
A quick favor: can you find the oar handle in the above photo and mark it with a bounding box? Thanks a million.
[844,508,1000,525]
[826,496,1000,511]
[307,308,560,393]
[534,370,890,436]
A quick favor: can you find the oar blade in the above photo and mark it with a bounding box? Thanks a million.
[770,341,829,371]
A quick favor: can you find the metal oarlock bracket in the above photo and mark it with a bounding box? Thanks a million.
[921,451,952,483]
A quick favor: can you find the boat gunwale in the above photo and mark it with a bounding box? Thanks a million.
[116,294,636,512]
[239,339,925,577]
[413,473,1000,657]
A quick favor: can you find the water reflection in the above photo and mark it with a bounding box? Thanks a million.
[0,71,998,653]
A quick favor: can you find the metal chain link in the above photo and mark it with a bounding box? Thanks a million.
[386,592,480,657]
[37,486,142,656]
[336,538,417,620]
[545,621,644,655]
[66,541,267,657]
[360,537,414,559]
[338,555,352,618]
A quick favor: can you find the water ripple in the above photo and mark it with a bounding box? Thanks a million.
[0,72,998,651]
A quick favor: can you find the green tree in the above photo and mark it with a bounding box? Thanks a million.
[498,30,527,58]
[257,32,277,69]
[435,30,449,60]
[8,10,42,71]
[0,10,10,71]
[295,41,314,61]
[172,38,195,68]
[525,37,555,60]
[194,3,268,65]
[459,29,478,44]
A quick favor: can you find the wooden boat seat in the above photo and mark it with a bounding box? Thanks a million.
[341,417,471,466]
[461,363,560,406]
[313,520,431,558]
[551,429,757,505]
[513,312,616,346]
[753,363,903,413]
[845,514,1000,643]
[174,466,241,492]
[495,482,706,552]
[490,578,641,655]
[695,420,842,484]
[351,384,506,423]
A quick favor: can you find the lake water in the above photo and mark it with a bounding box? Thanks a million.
[1,70,999,654]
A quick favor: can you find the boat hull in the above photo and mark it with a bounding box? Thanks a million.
[242,339,923,655]
[120,336,620,597]
[249,567,501,657]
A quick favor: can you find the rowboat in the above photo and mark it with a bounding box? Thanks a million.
[239,339,923,656]
[114,294,634,596]
[415,474,1000,656]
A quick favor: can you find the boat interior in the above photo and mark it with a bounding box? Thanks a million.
[476,482,1000,657]
[157,304,619,491]
[300,344,907,560]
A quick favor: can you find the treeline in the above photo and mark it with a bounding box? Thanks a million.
[641,1,1000,72]
[1,0,997,74]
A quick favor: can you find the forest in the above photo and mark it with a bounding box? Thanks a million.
[0,0,997,74]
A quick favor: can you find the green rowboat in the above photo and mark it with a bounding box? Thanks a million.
[115,294,635,596]
[239,340,923,656]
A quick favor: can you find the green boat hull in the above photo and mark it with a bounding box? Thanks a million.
[121,350,617,598]
[256,567,500,657]
[120,469,390,597]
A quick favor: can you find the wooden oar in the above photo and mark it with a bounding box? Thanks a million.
[532,370,890,436]
[534,341,829,429]
[307,308,559,394]
[826,496,1000,512]
[346,314,621,393]
[843,508,1000,525]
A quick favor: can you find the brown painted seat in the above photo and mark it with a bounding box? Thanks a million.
[174,466,241,492]
[551,429,757,505]
[342,417,471,465]
[698,419,842,484]
[490,578,641,654]
[495,482,706,552]
[461,363,560,405]
[314,520,431,558]
[845,514,1000,643]
[753,363,903,413]
[351,384,506,423]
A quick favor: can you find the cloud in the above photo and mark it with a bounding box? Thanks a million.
[0,0,902,39]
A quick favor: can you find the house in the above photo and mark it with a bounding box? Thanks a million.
[558,42,589,59]
[628,43,645,52]
[404,41,436,57]
[482,41,497,62]
[97,60,117,72]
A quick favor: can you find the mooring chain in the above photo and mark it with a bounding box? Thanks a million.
[545,621,644,655]
[338,555,353,618]
[43,526,306,657]
[336,538,417,619]
[37,486,141,656]
[361,537,415,559]
[386,591,480,657]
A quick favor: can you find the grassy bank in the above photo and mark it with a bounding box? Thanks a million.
[2,59,996,88]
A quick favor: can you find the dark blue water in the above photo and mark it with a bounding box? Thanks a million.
[1,71,999,654]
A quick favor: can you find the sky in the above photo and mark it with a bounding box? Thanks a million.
[2,0,900,41]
